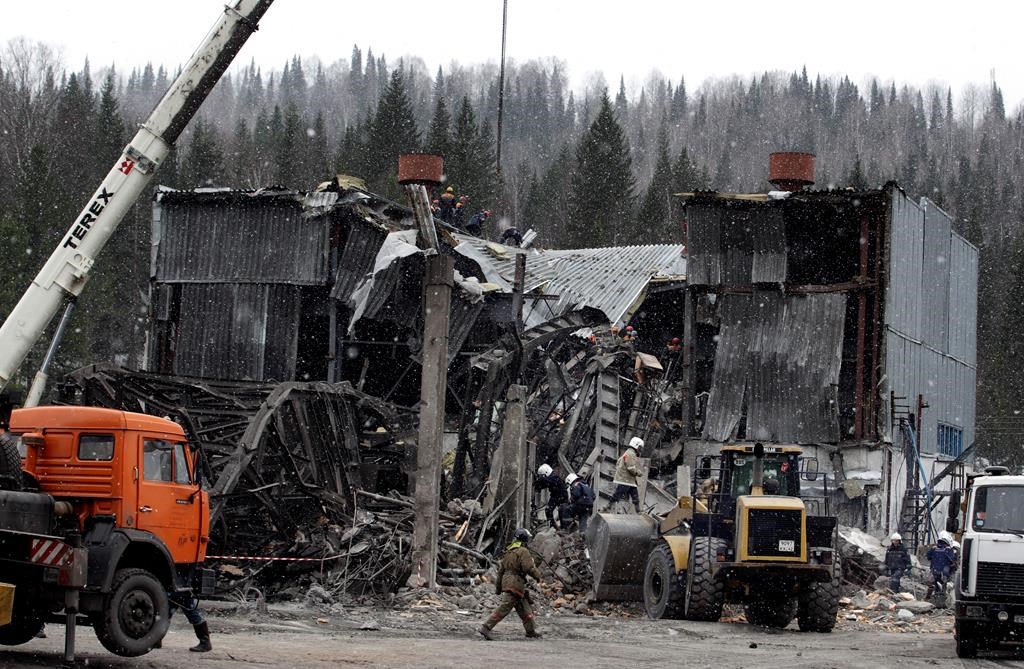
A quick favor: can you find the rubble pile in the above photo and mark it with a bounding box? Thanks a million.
[837,525,925,594]
[211,491,493,601]
[837,589,952,633]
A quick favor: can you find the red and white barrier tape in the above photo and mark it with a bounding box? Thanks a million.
[205,554,346,563]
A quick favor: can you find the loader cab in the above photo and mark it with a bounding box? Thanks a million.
[693,444,803,518]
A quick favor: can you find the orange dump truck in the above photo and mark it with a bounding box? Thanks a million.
[0,406,211,659]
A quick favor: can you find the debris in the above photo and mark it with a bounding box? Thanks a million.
[895,600,935,614]
[897,609,915,621]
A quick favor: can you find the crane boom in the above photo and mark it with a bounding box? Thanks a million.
[0,0,276,390]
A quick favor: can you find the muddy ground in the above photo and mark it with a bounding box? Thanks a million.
[2,601,1021,669]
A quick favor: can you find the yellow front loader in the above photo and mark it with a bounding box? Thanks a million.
[590,443,841,631]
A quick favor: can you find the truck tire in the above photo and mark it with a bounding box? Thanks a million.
[744,594,797,628]
[954,620,978,658]
[797,555,841,632]
[644,543,686,619]
[685,536,725,621]
[93,568,169,657]
[0,590,44,646]
[0,432,23,491]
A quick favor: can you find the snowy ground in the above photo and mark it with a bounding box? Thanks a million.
[1,601,1020,668]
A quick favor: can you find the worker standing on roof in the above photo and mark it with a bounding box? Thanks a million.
[479,528,544,640]
[439,186,456,222]
[608,437,644,512]
[466,210,491,237]
[535,464,568,529]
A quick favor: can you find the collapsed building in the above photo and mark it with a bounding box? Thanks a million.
[61,154,978,575]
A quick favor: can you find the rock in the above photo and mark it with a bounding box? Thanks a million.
[552,597,568,608]
[873,576,891,591]
[895,600,934,614]
[456,595,479,610]
[897,592,915,601]
[461,499,483,517]
[839,596,852,607]
[845,613,858,621]
[554,565,575,584]
[532,528,562,564]
[305,585,333,606]
[850,590,872,609]
[574,601,590,614]
[897,608,915,621]
[358,619,380,630]
[876,597,896,610]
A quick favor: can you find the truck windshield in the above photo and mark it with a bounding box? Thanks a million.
[972,485,1024,534]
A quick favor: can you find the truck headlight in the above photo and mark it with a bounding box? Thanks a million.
[997,611,1010,623]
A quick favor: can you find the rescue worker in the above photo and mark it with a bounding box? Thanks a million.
[885,532,912,592]
[466,210,491,236]
[608,436,644,512]
[500,227,523,247]
[438,186,456,222]
[479,528,543,640]
[925,536,958,599]
[763,476,781,495]
[562,473,595,534]
[452,201,466,228]
[535,463,568,529]
[158,586,211,652]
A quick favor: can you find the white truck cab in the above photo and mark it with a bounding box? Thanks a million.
[948,467,1024,658]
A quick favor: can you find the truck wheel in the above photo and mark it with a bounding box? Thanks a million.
[797,555,841,632]
[93,568,169,657]
[745,594,797,628]
[644,543,686,619]
[0,433,23,491]
[685,536,725,621]
[955,620,978,658]
[0,592,44,646]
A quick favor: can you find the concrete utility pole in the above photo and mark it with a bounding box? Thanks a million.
[399,154,452,589]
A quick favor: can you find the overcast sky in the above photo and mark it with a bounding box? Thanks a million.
[3,0,1023,111]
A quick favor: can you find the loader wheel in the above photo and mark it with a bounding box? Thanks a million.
[644,543,686,619]
[0,433,23,491]
[685,536,725,621]
[0,588,44,646]
[797,555,841,632]
[94,568,169,657]
[744,594,797,628]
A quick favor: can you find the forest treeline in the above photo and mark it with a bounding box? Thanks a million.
[1,39,1022,464]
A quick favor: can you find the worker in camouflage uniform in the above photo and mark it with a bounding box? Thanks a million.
[478,528,543,640]
[608,436,644,512]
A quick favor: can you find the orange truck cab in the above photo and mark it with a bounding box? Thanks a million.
[0,406,212,657]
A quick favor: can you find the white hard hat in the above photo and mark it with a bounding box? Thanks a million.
[537,464,553,477]
[628,436,645,450]
[891,532,902,541]
[566,473,579,485]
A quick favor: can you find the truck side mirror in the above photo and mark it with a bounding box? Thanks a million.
[946,516,960,533]
[800,457,820,481]
[191,447,203,486]
[947,489,961,517]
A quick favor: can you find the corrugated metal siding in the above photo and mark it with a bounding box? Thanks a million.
[885,191,924,339]
[174,284,300,381]
[154,200,330,284]
[685,204,786,286]
[452,235,686,328]
[702,292,846,443]
[948,233,979,366]
[921,202,952,351]
[686,205,721,285]
[331,220,389,300]
[882,197,977,452]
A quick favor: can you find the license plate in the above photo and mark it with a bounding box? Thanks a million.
[778,540,795,552]
[1015,615,1024,624]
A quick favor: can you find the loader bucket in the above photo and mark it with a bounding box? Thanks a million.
[588,512,657,601]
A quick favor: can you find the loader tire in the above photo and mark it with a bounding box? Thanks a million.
[744,594,797,628]
[0,432,23,491]
[93,568,169,657]
[797,555,841,633]
[685,536,725,622]
[644,543,686,619]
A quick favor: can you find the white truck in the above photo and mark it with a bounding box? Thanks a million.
[947,466,1024,658]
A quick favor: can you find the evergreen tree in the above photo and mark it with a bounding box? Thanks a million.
[94,71,126,173]
[365,69,420,196]
[637,124,675,242]
[425,94,451,159]
[567,92,636,247]
[275,103,306,185]
[181,116,224,186]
